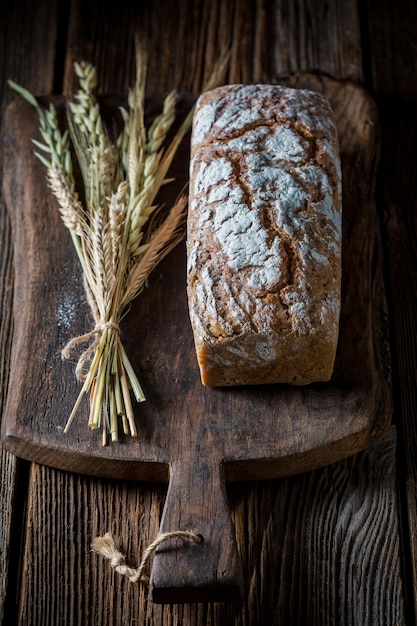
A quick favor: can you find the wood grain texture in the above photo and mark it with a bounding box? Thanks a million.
[2,75,392,602]
[0,0,60,621]
[270,0,364,81]
[2,78,391,476]
[63,0,364,95]
[367,1,417,620]
[373,103,417,621]
[17,432,404,625]
[0,0,411,623]
[366,0,417,103]
[63,0,269,93]
[229,431,404,626]
[0,140,14,626]
[0,451,18,619]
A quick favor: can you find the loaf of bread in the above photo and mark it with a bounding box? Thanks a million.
[187,84,342,386]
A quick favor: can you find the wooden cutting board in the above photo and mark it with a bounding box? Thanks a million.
[1,74,391,603]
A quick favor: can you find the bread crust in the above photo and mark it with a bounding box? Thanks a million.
[187,84,342,386]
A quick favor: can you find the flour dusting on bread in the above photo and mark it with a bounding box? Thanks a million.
[187,84,342,386]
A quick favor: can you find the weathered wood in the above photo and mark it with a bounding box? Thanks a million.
[229,431,404,626]
[270,0,364,82]
[2,75,391,602]
[0,451,18,620]
[2,77,390,469]
[367,1,417,620]
[0,0,61,621]
[0,0,410,622]
[63,0,365,95]
[380,117,417,619]
[17,433,404,625]
[0,123,15,626]
[63,0,267,93]
[366,0,417,103]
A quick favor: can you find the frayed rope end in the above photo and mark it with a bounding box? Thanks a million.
[92,530,203,584]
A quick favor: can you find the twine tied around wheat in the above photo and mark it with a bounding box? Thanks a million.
[9,40,229,444]
[61,321,121,380]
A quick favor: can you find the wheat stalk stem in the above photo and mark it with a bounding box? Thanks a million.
[9,43,228,442]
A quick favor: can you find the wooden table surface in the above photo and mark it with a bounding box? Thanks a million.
[1,1,416,624]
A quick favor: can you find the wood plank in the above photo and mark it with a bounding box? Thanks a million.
[62,0,364,96]
[0,451,18,620]
[0,0,61,621]
[2,78,390,479]
[366,0,417,619]
[365,0,417,102]
[10,0,406,622]
[381,117,417,620]
[2,56,391,609]
[63,0,266,93]
[229,432,404,625]
[18,433,404,625]
[270,0,364,82]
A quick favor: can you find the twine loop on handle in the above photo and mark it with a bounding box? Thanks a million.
[91,531,204,584]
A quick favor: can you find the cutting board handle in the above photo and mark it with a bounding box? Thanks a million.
[150,452,243,603]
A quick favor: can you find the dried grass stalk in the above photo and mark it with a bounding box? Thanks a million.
[9,41,228,443]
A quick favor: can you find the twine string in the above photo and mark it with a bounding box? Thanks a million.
[61,321,121,381]
[91,531,203,584]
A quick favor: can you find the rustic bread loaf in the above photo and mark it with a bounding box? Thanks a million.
[187,84,342,386]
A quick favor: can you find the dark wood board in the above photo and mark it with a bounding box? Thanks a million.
[367,0,417,615]
[0,0,62,621]
[1,74,391,603]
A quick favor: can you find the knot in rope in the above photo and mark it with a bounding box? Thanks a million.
[91,531,204,584]
[61,321,121,381]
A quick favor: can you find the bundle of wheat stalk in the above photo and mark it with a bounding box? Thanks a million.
[9,42,227,444]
